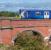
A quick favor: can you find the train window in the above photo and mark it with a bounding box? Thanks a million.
[44,11,49,18]
[35,12,41,16]
[44,11,49,15]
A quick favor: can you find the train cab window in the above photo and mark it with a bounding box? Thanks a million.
[44,11,49,19]
[44,11,49,15]
[35,12,41,16]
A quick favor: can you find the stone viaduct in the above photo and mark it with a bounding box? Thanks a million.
[0,17,50,45]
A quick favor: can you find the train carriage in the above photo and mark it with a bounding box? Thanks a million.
[19,9,51,19]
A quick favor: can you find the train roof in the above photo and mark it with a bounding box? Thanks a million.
[19,9,51,11]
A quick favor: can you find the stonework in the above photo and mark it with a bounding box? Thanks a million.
[0,19,50,45]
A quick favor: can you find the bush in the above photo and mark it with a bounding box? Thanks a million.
[6,31,50,50]
[0,11,17,17]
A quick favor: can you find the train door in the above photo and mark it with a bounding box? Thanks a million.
[44,11,49,19]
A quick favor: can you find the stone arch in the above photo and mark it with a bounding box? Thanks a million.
[13,30,44,45]
[21,30,43,37]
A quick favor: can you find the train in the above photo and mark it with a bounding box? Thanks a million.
[19,9,51,19]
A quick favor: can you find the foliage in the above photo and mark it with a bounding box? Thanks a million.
[8,32,48,50]
[0,11,18,17]
[0,31,50,50]
[7,31,50,50]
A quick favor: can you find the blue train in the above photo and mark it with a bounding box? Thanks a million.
[19,9,51,19]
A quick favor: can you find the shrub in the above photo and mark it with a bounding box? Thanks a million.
[7,31,50,50]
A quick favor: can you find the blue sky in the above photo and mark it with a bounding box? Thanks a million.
[0,0,50,3]
[0,0,50,12]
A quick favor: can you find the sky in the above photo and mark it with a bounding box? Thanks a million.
[0,0,50,12]
[0,0,50,3]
